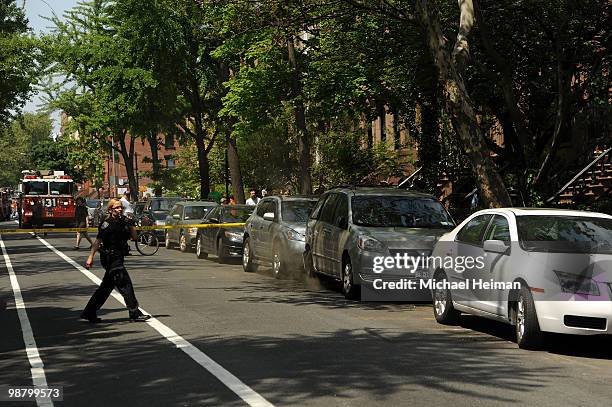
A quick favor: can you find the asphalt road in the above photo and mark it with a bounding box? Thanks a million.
[1,220,611,407]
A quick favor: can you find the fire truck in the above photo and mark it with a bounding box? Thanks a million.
[19,170,77,228]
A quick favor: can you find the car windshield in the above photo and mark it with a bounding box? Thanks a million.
[49,182,74,195]
[151,210,169,220]
[86,199,99,208]
[185,205,212,220]
[222,208,252,223]
[351,196,455,228]
[24,182,47,195]
[151,198,182,211]
[517,215,612,254]
[282,201,316,223]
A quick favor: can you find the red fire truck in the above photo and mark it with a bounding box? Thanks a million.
[19,171,77,228]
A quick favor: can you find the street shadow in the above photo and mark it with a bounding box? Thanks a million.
[457,314,612,359]
[1,302,564,407]
[0,305,245,407]
[188,328,561,405]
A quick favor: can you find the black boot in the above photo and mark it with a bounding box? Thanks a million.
[129,310,151,322]
[80,312,102,323]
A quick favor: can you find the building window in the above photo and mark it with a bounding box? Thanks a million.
[166,158,175,169]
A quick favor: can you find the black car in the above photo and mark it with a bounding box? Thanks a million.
[195,205,253,263]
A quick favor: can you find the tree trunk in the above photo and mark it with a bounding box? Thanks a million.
[147,131,162,197]
[117,132,137,201]
[534,30,572,192]
[414,0,511,208]
[287,36,312,195]
[473,0,532,164]
[226,131,245,203]
[194,135,210,200]
[419,94,441,192]
[219,64,246,203]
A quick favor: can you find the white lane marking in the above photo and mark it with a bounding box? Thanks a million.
[35,236,274,407]
[0,235,54,407]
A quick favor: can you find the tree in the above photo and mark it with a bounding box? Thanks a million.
[46,0,161,200]
[0,0,40,123]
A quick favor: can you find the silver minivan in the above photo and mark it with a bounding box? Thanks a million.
[304,187,455,300]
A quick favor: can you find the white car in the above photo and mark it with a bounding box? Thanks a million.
[429,208,612,349]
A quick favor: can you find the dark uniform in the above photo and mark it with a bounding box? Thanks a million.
[31,200,46,237]
[81,214,147,321]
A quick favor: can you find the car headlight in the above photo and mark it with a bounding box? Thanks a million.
[357,236,386,252]
[285,228,305,242]
[554,270,600,296]
[224,231,242,241]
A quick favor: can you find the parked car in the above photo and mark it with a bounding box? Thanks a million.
[429,208,612,349]
[140,197,185,241]
[303,187,455,299]
[195,205,253,263]
[165,201,219,252]
[242,196,317,277]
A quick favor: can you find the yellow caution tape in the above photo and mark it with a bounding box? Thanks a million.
[0,223,246,235]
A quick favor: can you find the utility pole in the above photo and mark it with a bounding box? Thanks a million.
[111,138,117,197]
[135,152,139,200]
[224,133,229,198]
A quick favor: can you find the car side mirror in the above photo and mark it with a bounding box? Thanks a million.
[263,212,275,221]
[172,214,180,219]
[483,239,509,254]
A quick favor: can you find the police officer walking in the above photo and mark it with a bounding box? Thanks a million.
[81,198,150,323]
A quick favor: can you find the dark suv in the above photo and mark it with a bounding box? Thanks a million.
[304,187,455,299]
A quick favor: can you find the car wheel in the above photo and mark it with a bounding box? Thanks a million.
[179,233,189,252]
[303,247,316,278]
[341,256,360,300]
[516,286,544,350]
[196,235,208,259]
[432,271,461,325]
[217,238,227,264]
[242,237,256,272]
[272,242,285,279]
[165,231,174,249]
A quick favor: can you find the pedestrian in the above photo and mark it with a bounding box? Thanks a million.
[74,197,93,249]
[229,195,236,205]
[261,188,268,198]
[245,189,260,206]
[10,199,17,220]
[31,199,46,238]
[120,192,133,215]
[81,198,150,323]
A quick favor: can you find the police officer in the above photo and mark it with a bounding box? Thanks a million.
[81,198,150,323]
